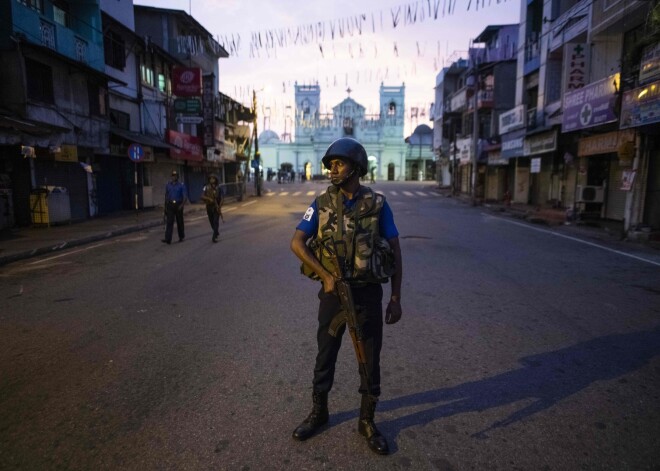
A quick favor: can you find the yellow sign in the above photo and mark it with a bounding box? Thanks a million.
[54,145,79,162]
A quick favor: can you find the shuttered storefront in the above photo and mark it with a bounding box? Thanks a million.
[605,156,627,221]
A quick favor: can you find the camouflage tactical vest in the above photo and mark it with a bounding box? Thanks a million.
[302,185,395,284]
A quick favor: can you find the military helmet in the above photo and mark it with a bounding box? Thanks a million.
[322,137,368,177]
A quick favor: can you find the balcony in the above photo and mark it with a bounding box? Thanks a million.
[548,0,590,51]
[12,3,104,72]
[524,34,541,74]
[449,87,468,113]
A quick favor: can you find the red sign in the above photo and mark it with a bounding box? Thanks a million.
[172,67,202,96]
[168,130,203,161]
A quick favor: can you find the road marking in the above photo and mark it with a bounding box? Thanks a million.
[292,191,301,196]
[266,193,275,197]
[279,192,289,196]
[241,200,257,207]
[416,191,427,196]
[403,191,414,196]
[306,191,316,196]
[485,213,660,267]
[28,243,109,265]
[224,207,237,212]
[390,191,398,196]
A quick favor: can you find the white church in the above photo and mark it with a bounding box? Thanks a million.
[257,82,410,181]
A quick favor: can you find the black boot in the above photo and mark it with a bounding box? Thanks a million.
[358,394,389,455]
[292,392,329,441]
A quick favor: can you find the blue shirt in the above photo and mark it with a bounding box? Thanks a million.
[165,181,187,203]
[297,192,399,240]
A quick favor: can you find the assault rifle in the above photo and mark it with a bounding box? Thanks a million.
[321,236,371,392]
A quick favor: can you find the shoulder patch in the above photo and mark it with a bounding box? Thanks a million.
[303,206,315,221]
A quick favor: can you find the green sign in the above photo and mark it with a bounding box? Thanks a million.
[174,98,202,114]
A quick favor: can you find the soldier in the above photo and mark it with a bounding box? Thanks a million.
[162,170,187,244]
[290,137,403,455]
[201,174,223,243]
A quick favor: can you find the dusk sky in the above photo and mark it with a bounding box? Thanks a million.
[134,0,521,137]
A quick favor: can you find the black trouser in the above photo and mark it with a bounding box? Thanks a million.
[206,205,219,237]
[313,283,383,397]
[164,201,184,242]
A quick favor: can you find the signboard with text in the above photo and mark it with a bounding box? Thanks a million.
[499,105,526,134]
[501,128,526,159]
[172,67,202,96]
[168,130,203,161]
[562,74,619,132]
[620,78,660,129]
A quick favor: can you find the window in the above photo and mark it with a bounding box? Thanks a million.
[52,0,69,27]
[343,117,353,136]
[25,58,54,103]
[109,109,130,130]
[17,0,43,13]
[88,83,107,116]
[140,54,154,87]
[388,101,396,115]
[104,31,126,70]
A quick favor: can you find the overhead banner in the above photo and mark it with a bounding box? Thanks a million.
[562,74,619,132]
[525,129,557,156]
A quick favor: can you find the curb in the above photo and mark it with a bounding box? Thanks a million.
[0,219,164,267]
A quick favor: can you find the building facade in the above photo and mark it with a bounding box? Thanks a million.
[257,83,409,181]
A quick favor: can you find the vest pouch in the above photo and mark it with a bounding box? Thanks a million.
[351,232,395,283]
[370,236,396,283]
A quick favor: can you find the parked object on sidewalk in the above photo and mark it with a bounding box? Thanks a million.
[30,186,71,226]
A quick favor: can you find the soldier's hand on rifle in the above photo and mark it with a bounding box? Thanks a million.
[321,273,336,294]
[385,297,402,324]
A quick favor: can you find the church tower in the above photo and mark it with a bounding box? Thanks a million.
[379,83,405,142]
[294,82,320,144]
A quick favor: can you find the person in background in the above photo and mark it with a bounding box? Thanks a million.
[162,170,187,244]
[201,173,223,243]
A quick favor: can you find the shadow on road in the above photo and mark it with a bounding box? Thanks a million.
[331,326,660,445]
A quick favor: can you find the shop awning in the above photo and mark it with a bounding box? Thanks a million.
[111,128,173,148]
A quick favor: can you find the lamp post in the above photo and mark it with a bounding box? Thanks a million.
[252,90,261,197]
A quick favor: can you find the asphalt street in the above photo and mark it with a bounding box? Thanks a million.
[1,180,659,470]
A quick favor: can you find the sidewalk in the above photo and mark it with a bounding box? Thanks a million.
[434,187,660,250]
[0,203,210,267]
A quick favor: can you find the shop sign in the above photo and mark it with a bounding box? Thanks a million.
[531,157,541,174]
[206,148,221,162]
[577,130,635,157]
[173,98,202,114]
[620,79,660,129]
[202,75,215,147]
[487,151,508,166]
[168,130,203,161]
[499,105,526,134]
[563,43,589,95]
[501,128,526,159]
[457,137,472,164]
[639,43,660,85]
[562,73,619,132]
[142,145,154,162]
[54,144,78,162]
[172,67,202,96]
[524,129,557,156]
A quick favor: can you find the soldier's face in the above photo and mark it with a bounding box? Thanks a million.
[328,158,353,185]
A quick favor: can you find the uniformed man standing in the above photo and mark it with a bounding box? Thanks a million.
[290,137,403,455]
[162,170,187,244]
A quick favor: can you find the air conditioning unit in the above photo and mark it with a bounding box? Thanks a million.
[576,185,605,203]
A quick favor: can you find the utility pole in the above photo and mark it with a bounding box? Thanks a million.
[470,45,479,206]
[252,90,261,197]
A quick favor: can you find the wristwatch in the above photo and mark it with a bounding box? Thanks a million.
[390,295,400,303]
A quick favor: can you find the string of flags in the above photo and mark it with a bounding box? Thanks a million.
[216,0,509,58]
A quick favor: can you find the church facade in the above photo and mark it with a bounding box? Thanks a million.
[258,83,407,181]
